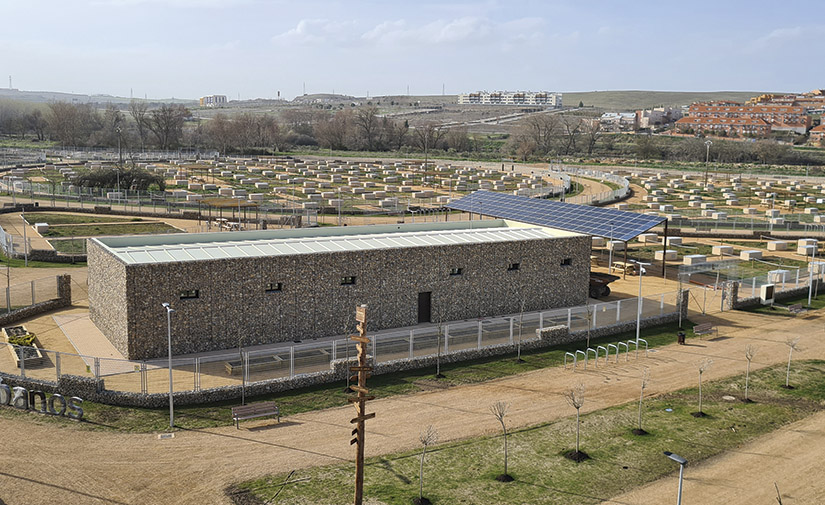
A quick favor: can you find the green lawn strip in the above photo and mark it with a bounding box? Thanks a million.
[47,239,87,254]
[236,360,825,505]
[0,250,85,268]
[22,213,140,225]
[41,222,180,238]
[2,322,696,433]
[743,291,825,316]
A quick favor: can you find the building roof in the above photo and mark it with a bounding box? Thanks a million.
[810,124,825,132]
[677,117,770,126]
[446,191,665,242]
[93,220,578,265]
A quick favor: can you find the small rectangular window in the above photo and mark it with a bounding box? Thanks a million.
[449,268,463,276]
[180,289,199,299]
[507,263,520,271]
[341,276,356,285]
[266,282,283,292]
[561,258,572,266]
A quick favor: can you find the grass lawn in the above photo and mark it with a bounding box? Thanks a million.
[0,322,698,433]
[41,222,180,238]
[743,291,825,316]
[48,239,87,254]
[23,213,140,225]
[236,360,825,505]
[0,250,85,268]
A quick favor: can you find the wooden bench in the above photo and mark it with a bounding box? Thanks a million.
[787,304,808,315]
[231,402,280,429]
[693,323,717,339]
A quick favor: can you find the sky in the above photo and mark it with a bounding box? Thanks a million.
[2,0,823,100]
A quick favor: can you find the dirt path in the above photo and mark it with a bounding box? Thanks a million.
[0,304,823,505]
[605,409,825,505]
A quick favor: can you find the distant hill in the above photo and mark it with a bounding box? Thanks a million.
[0,88,196,106]
[562,90,782,110]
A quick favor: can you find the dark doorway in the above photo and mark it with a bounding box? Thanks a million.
[417,292,432,323]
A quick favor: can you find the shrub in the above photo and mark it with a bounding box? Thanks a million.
[8,332,36,347]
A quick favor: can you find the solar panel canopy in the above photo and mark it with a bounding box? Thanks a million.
[446,191,666,242]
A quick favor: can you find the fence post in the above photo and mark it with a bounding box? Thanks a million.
[409,330,414,359]
[141,362,147,394]
[567,308,572,328]
[31,280,35,305]
[55,351,61,380]
[289,346,294,378]
[616,299,621,322]
[195,357,200,392]
[332,339,337,361]
[444,327,449,354]
[372,335,377,364]
[509,318,514,344]
[796,269,800,288]
[477,321,482,349]
[660,293,665,315]
[94,357,100,381]
[19,346,25,377]
[5,286,9,313]
[539,311,544,329]
[592,305,597,329]
[751,278,756,298]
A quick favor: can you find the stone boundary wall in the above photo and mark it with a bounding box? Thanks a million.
[723,281,812,310]
[0,274,71,327]
[0,293,688,408]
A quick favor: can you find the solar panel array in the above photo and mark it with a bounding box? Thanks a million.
[446,191,666,242]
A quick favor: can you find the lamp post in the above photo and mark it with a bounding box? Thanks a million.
[633,261,651,353]
[808,242,817,307]
[116,126,122,204]
[663,451,687,505]
[703,140,712,186]
[162,302,175,429]
[607,222,615,274]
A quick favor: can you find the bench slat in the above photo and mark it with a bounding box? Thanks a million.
[231,402,280,428]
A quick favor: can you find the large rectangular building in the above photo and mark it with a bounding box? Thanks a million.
[88,220,589,360]
[458,91,562,107]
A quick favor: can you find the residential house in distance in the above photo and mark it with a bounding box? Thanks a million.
[199,95,227,107]
[636,107,683,129]
[747,89,825,114]
[458,91,562,107]
[598,112,638,132]
[809,123,825,146]
[675,101,811,136]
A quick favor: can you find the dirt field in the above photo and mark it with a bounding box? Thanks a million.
[0,300,823,504]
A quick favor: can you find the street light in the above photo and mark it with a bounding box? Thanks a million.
[663,451,687,505]
[607,222,615,274]
[703,140,712,186]
[161,302,175,429]
[633,261,651,354]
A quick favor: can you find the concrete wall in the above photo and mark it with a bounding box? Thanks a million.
[90,234,590,360]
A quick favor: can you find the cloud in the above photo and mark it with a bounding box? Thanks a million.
[273,19,359,46]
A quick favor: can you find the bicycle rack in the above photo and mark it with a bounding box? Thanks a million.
[586,347,598,368]
[606,343,619,363]
[596,345,608,363]
[617,341,629,361]
[564,352,576,369]
[575,349,587,370]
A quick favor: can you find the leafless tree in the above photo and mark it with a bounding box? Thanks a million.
[490,401,511,479]
[413,122,446,158]
[696,358,713,415]
[353,106,380,150]
[784,338,802,388]
[417,425,438,503]
[445,126,471,152]
[581,119,601,155]
[147,104,189,150]
[205,113,235,155]
[384,118,409,151]
[558,115,582,155]
[129,100,150,150]
[519,113,559,155]
[637,368,650,433]
[745,345,758,401]
[564,383,586,454]
[315,109,352,150]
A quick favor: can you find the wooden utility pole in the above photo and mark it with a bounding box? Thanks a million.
[349,305,374,505]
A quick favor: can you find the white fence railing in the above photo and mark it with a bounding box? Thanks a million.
[0,291,681,395]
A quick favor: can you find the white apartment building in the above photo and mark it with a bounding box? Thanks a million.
[458,91,562,107]
[199,95,228,107]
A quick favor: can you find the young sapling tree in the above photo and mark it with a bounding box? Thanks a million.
[564,383,589,461]
[744,345,758,402]
[490,401,513,481]
[415,425,439,505]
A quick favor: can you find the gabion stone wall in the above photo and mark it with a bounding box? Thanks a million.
[89,234,590,360]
